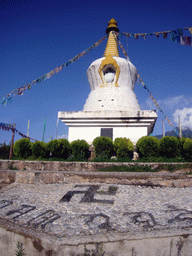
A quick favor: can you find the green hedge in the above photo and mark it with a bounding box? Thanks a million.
[10,135,192,162]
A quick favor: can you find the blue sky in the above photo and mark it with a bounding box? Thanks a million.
[1,0,192,144]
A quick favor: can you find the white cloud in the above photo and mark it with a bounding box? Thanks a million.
[145,95,192,111]
[145,97,156,109]
[144,95,192,131]
[57,134,68,139]
[173,107,192,130]
[161,95,186,108]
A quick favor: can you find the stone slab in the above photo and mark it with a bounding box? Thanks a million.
[0,182,192,255]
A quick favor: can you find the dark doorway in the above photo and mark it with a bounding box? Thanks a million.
[100,128,113,140]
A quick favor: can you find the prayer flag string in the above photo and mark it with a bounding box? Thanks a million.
[140,77,178,135]
[0,122,38,141]
[117,39,179,135]
[1,35,107,106]
[121,26,192,47]
[137,75,179,135]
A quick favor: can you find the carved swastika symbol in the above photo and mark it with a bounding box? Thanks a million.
[0,200,13,209]
[6,204,36,220]
[59,185,118,204]
[27,210,61,228]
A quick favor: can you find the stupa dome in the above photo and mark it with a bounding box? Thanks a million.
[83,18,140,112]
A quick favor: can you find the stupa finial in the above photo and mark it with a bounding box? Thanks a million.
[106,18,119,34]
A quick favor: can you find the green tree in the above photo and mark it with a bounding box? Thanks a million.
[159,136,179,158]
[183,138,192,161]
[13,139,32,159]
[177,137,186,157]
[93,136,114,158]
[136,136,159,158]
[70,139,89,160]
[47,139,71,159]
[32,141,49,158]
[114,137,134,159]
[47,139,59,157]
[0,142,10,159]
[57,139,71,159]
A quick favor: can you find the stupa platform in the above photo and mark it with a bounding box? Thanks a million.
[58,110,157,144]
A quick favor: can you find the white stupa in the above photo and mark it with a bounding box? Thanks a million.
[58,19,157,145]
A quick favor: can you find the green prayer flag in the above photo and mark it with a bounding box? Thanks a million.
[42,117,46,142]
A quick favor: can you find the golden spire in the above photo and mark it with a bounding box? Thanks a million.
[104,31,119,57]
[104,18,119,57]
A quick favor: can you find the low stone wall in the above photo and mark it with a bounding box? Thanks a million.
[0,160,192,188]
[0,159,191,172]
[0,169,192,188]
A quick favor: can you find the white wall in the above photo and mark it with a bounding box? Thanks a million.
[113,127,148,145]
[68,126,148,145]
[68,127,101,144]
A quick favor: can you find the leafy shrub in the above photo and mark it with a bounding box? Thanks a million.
[183,138,192,161]
[159,136,179,158]
[70,139,89,160]
[93,136,114,159]
[32,141,49,158]
[13,139,32,159]
[0,142,10,159]
[114,137,134,159]
[15,241,25,256]
[47,139,71,159]
[136,136,159,158]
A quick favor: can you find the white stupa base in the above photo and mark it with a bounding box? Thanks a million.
[58,110,157,145]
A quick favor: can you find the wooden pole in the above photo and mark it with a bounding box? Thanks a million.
[179,116,182,139]
[27,119,30,137]
[9,124,15,159]
[162,119,165,137]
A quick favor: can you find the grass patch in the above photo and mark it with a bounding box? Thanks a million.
[97,165,158,172]
[136,156,187,163]
[8,163,18,170]
[91,156,132,162]
[157,163,192,172]
[186,172,192,175]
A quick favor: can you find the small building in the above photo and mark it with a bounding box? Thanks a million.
[58,19,157,145]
